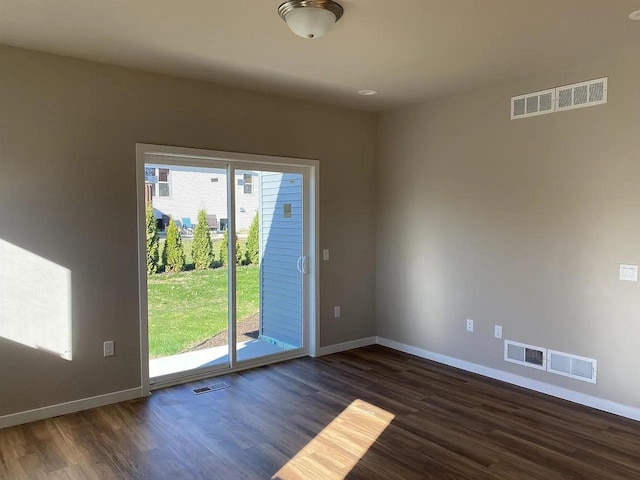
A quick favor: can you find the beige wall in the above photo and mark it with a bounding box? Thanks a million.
[0,46,377,416]
[4,38,638,419]
[377,47,640,407]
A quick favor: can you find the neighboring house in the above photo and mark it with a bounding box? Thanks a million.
[145,164,259,232]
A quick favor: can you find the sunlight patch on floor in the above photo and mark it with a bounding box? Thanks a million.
[272,399,394,480]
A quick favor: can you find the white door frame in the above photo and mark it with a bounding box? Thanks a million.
[135,144,319,395]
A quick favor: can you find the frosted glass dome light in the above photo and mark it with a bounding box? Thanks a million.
[285,7,336,39]
[278,1,344,39]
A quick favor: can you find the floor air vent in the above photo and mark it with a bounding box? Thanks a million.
[548,350,597,384]
[193,382,231,395]
[504,340,547,370]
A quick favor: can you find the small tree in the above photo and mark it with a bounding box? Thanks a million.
[219,230,228,266]
[162,218,185,273]
[219,229,242,266]
[244,212,259,265]
[235,234,242,265]
[192,209,214,269]
[145,204,160,274]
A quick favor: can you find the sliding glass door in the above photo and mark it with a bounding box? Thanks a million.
[234,168,306,363]
[139,148,313,388]
[145,163,230,380]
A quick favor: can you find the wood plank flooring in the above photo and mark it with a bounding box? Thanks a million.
[1,345,640,479]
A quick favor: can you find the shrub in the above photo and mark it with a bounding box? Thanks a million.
[244,212,259,265]
[219,230,228,265]
[145,203,160,275]
[219,229,242,266]
[235,235,242,265]
[192,209,214,269]
[162,218,186,273]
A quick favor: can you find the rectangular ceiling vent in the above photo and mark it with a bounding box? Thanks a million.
[511,77,607,120]
[511,88,556,120]
[504,340,547,370]
[556,77,607,112]
[547,350,597,384]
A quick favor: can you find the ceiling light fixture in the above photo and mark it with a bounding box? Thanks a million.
[358,89,378,96]
[278,0,344,39]
[630,9,640,20]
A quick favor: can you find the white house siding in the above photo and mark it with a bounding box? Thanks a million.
[259,172,303,349]
[234,170,260,232]
[147,164,259,231]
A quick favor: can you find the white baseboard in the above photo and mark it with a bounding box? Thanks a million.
[0,387,145,429]
[317,336,377,356]
[377,336,640,422]
[4,337,638,428]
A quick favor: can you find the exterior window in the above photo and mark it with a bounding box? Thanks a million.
[243,173,253,194]
[144,167,156,196]
[144,167,171,197]
[157,168,170,197]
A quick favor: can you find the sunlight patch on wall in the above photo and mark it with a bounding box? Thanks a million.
[0,239,72,360]
[272,399,394,480]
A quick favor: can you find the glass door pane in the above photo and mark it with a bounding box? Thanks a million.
[234,169,305,362]
[146,162,229,381]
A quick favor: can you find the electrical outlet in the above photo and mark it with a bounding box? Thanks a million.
[323,249,330,261]
[334,306,341,318]
[466,319,474,332]
[103,340,115,357]
[494,325,503,339]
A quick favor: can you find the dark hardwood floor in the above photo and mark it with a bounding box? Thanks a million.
[2,345,640,479]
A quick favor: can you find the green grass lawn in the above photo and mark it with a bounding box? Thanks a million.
[148,264,259,359]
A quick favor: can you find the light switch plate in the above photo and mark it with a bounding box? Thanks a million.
[620,264,638,282]
[334,306,341,318]
[104,340,115,357]
[494,325,503,339]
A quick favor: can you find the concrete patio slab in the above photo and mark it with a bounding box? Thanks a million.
[150,339,284,378]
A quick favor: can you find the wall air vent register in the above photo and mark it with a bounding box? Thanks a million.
[504,340,598,384]
[511,77,607,120]
[504,340,547,370]
[547,350,597,384]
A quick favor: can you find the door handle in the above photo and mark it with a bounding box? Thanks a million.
[297,256,308,274]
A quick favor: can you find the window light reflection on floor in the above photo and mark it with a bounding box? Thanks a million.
[272,399,395,480]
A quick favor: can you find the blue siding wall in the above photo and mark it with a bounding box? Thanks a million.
[259,172,303,348]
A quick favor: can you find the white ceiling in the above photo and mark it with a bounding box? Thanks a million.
[1,0,639,111]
